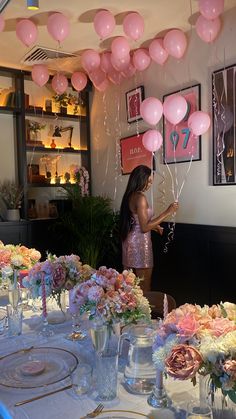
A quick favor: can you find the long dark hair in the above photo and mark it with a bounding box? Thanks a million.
[120,165,151,241]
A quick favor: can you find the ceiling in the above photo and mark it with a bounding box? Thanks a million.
[0,0,235,75]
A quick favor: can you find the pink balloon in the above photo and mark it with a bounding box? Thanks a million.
[51,73,68,94]
[132,49,151,71]
[111,37,130,60]
[100,51,113,74]
[107,69,124,85]
[163,29,187,59]
[71,72,87,91]
[149,38,168,65]
[140,97,163,126]
[16,19,37,47]
[111,53,130,71]
[31,65,49,87]
[188,111,211,135]
[142,130,163,152]
[163,94,188,125]
[121,62,136,78]
[0,14,5,32]
[199,0,224,20]
[47,13,70,43]
[93,10,115,39]
[196,15,221,43]
[81,50,101,73]
[89,68,106,85]
[94,78,110,92]
[123,12,144,41]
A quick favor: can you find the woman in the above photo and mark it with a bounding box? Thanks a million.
[120,165,179,292]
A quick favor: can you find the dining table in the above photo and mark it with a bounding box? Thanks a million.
[0,295,223,419]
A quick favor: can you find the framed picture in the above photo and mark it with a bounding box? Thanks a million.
[126,86,145,123]
[163,83,201,164]
[212,64,236,185]
[120,133,153,175]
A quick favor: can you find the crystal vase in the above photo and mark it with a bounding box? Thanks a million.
[8,270,20,308]
[207,379,236,419]
[147,369,169,408]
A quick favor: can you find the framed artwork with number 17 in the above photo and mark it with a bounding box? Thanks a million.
[163,83,201,164]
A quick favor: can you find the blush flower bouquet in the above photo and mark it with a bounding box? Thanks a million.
[70,266,151,324]
[0,241,41,283]
[22,253,93,302]
[152,302,236,404]
[74,166,89,197]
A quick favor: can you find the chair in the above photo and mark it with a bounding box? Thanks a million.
[144,291,176,319]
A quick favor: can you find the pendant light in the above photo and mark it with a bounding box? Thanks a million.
[27,0,39,10]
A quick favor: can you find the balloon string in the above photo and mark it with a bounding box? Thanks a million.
[177,150,194,199]
[153,152,166,210]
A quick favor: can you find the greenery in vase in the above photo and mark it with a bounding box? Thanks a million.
[52,92,85,115]
[28,120,46,133]
[0,180,23,209]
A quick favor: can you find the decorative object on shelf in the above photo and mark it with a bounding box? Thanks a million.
[45,99,52,112]
[64,172,70,183]
[52,125,74,149]
[52,92,85,115]
[152,301,236,413]
[0,180,23,221]
[50,138,56,149]
[27,119,46,144]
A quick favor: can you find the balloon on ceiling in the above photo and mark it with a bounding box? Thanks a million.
[16,19,38,47]
[71,72,88,92]
[31,64,49,87]
[140,97,163,126]
[51,73,68,94]
[123,12,144,41]
[47,12,70,42]
[149,38,169,65]
[93,9,115,39]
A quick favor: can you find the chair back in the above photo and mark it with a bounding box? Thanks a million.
[144,291,176,319]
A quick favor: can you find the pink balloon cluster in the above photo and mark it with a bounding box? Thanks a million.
[196,0,224,43]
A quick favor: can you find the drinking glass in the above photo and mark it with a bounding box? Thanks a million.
[186,401,213,418]
[7,304,23,337]
[71,363,93,397]
[90,316,108,354]
[96,349,118,401]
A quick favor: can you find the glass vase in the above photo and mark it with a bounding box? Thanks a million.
[8,270,20,309]
[207,380,236,419]
[147,369,169,408]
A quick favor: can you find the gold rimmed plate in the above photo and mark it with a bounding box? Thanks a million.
[96,410,154,419]
[0,346,78,389]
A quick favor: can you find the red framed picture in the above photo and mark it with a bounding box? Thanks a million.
[120,133,153,175]
[126,86,145,123]
[163,84,201,164]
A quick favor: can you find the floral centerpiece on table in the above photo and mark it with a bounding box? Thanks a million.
[0,241,41,283]
[70,266,151,324]
[22,253,94,305]
[152,302,236,404]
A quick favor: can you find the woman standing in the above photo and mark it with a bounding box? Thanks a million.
[120,165,178,292]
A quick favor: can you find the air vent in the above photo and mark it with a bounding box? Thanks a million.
[0,0,11,13]
[21,45,77,65]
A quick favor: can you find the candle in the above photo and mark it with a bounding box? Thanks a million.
[41,273,47,319]
[156,369,163,389]
[163,293,168,320]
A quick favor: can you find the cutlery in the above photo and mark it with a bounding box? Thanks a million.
[80,403,104,419]
[14,384,73,406]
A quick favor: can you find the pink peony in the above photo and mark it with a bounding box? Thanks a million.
[177,313,200,339]
[165,344,203,380]
[223,360,236,380]
[207,318,236,337]
[87,285,104,302]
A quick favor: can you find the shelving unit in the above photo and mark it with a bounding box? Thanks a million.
[0,66,91,225]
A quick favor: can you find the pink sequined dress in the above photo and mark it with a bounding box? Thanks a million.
[122,208,153,269]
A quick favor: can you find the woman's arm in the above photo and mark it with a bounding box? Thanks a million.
[136,194,179,233]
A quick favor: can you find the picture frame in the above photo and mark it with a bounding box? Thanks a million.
[120,132,154,175]
[126,85,145,123]
[212,64,236,185]
[163,83,201,164]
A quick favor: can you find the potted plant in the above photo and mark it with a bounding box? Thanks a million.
[0,180,23,221]
[52,92,85,115]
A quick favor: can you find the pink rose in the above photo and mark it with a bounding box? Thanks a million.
[223,360,236,380]
[177,314,200,339]
[165,344,203,380]
[51,263,66,290]
[207,318,236,337]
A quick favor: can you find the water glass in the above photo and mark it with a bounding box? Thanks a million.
[96,349,118,401]
[0,308,6,335]
[186,401,213,418]
[7,304,23,337]
[71,363,93,396]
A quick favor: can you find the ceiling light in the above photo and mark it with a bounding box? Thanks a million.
[0,0,11,13]
[27,0,39,10]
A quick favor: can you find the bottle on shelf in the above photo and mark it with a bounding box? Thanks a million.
[50,138,56,149]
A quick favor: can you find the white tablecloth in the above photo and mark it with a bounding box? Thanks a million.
[0,302,227,419]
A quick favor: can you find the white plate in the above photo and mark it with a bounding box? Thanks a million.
[97,410,152,418]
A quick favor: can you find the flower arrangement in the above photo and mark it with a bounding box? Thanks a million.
[52,93,85,115]
[70,266,151,324]
[152,302,236,403]
[74,166,89,197]
[22,254,94,301]
[0,241,41,282]
[0,180,23,209]
[28,120,46,133]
